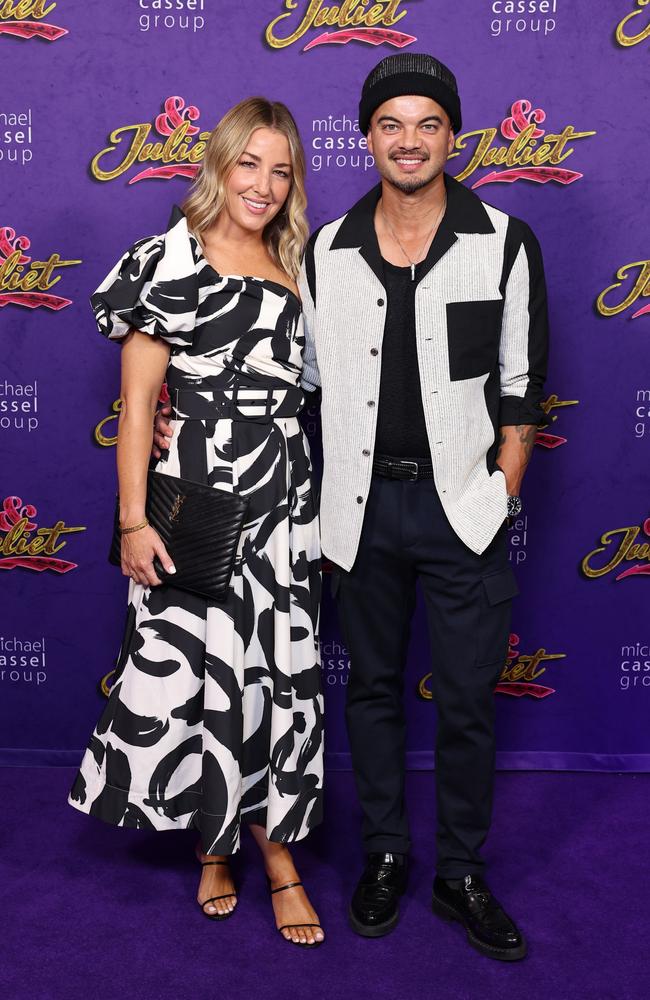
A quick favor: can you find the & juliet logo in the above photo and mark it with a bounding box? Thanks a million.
[0,495,85,573]
[596,260,650,320]
[265,0,415,52]
[616,0,650,46]
[582,518,650,581]
[495,633,566,698]
[0,227,81,311]
[0,0,67,40]
[450,99,596,190]
[91,97,209,185]
[536,392,579,449]
[418,634,567,701]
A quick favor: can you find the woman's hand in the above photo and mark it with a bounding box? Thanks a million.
[121,524,176,587]
[153,404,174,459]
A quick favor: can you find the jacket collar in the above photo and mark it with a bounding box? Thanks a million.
[329,174,495,287]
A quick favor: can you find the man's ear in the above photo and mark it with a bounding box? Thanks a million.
[447,127,455,155]
[366,127,374,156]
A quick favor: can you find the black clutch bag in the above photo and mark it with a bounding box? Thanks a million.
[110,470,249,602]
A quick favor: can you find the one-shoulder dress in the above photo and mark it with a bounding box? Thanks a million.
[69,207,323,854]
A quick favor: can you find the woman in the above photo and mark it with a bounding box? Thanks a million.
[69,98,325,947]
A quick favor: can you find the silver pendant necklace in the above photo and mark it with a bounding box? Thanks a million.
[380,195,447,280]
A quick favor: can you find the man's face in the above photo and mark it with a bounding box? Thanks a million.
[367,95,455,194]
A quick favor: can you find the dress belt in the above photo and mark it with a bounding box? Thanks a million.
[373,454,434,481]
[170,385,305,423]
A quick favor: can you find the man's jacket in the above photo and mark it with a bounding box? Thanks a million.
[298,174,549,572]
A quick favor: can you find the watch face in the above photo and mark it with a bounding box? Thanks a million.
[507,495,523,517]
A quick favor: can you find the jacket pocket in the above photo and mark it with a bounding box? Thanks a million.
[476,565,519,668]
[446,299,504,381]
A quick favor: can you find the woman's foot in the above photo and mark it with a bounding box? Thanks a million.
[267,849,325,946]
[196,845,237,918]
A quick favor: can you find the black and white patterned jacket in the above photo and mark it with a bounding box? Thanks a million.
[298,174,549,571]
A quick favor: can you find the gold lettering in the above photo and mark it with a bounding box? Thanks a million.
[541,394,580,416]
[314,4,338,26]
[451,128,498,181]
[95,398,123,447]
[0,252,80,293]
[91,121,209,181]
[265,0,407,48]
[418,672,433,700]
[596,260,650,317]
[163,120,192,162]
[266,0,321,48]
[499,650,565,684]
[504,124,538,166]
[0,251,20,290]
[451,123,595,181]
[41,521,86,556]
[582,526,641,578]
[35,255,81,291]
[616,0,650,47]
[0,0,56,19]
[546,126,597,165]
[91,124,151,182]
[188,135,209,163]
[2,520,26,555]
[1,515,85,560]
[21,268,42,292]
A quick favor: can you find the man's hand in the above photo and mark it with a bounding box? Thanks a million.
[153,403,173,459]
[495,424,537,496]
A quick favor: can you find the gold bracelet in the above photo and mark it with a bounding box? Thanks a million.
[120,518,149,535]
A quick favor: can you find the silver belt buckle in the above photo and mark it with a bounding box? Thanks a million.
[401,460,419,481]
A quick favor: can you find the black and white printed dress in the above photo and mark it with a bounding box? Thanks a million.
[69,207,323,854]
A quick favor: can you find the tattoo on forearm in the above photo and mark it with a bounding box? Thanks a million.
[516,424,537,461]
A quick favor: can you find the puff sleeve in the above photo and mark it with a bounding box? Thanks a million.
[91,207,199,346]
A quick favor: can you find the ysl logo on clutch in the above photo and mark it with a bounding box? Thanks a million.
[169,494,185,522]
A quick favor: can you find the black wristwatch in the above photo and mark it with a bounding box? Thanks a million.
[507,495,523,518]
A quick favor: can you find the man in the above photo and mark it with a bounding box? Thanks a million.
[299,53,547,961]
[155,54,548,961]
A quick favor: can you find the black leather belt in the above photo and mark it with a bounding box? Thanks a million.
[169,384,305,423]
[373,454,434,481]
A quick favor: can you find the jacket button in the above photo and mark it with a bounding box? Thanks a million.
[362,449,370,456]
[370,348,378,356]
[367,400,375,407]
[377,298,384,306]
[356,496,363,504]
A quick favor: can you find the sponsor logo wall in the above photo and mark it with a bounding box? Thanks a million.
[2,0,649,770]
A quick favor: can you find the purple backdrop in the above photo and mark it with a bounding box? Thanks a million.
[2,0,649,770]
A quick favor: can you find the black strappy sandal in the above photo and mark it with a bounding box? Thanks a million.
[197,855,237,921]
[269,879,324,948]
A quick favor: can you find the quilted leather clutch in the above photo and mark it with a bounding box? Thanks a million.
[110,470,249,602]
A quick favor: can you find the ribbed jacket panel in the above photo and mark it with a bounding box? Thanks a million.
[299,198,548,570]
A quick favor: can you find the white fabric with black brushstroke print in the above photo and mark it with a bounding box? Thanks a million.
[69,207,323,853]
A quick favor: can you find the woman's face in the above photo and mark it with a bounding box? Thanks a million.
[224,127,293,235]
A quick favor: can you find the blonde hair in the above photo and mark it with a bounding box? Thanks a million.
[182,97,308,279]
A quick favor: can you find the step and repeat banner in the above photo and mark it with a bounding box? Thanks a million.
[2,0,649,769]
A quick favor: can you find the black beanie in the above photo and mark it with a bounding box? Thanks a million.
[358,53,462,135]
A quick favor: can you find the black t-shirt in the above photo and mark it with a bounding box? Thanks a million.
[374,258,431,460]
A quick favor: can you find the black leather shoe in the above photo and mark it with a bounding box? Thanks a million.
[349,852,408,938]
[432,874,527,961]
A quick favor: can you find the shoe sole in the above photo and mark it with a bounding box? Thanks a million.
[348,904,400,938]
[431,893,527,962]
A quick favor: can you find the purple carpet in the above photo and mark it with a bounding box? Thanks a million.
[1,768,647,1000]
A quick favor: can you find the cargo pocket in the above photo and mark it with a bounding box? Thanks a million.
[475,565,519,667]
